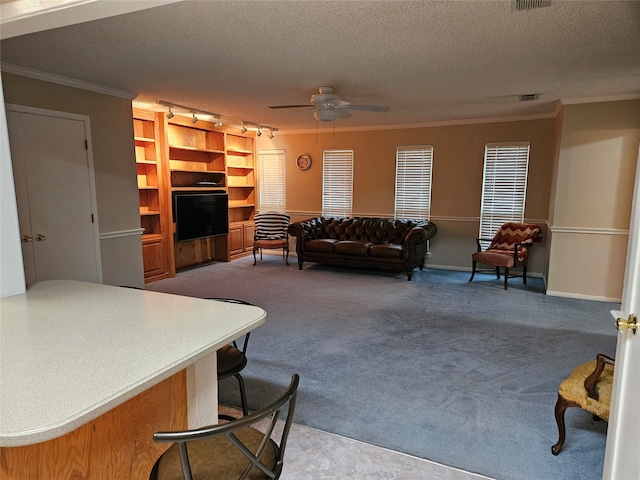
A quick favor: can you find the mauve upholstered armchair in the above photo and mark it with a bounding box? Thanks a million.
[469,222,541,290]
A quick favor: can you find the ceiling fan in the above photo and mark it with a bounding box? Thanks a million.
[269,86,390,122]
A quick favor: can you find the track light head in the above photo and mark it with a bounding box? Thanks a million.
[241,125,248,133]
[257,127,262,136]
[191,113,198,124]
[216,118,223,127]
[269,129,275,139]
[166,107,175,119]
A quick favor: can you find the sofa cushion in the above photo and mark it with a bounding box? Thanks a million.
[334,240,371,257]
[369,243,404,259]
[306,238,338,253]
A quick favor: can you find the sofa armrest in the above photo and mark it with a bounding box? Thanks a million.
[288,218,322,255]
[403,222,437,260]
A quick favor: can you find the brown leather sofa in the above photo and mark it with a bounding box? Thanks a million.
[288,217,437,280]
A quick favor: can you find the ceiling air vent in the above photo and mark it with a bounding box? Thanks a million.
[519,94,540,101]
[513,0,551,11]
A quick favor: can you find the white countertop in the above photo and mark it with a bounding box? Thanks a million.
[0,280,266,447]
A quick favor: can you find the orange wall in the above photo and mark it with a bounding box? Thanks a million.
[258,117,557,273]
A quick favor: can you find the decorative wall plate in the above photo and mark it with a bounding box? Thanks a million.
[296,154,312,171]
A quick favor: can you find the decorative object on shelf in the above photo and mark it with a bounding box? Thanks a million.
[296,154,312,171]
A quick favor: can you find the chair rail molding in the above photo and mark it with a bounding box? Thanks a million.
[549,226,629,236]
[99,228,145,240]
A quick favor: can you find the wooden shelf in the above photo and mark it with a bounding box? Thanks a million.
[170,145,225,154]
[227,148,253,155]
[133,109,174,283]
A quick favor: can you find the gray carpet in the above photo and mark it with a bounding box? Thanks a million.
[147,254,618,480]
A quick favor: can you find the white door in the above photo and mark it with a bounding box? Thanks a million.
[603,146,640,479]
[7,108,101,285]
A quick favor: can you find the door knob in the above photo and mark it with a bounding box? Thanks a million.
[616,314,638,335]
[21,235,32,243]
[35,233,46,241]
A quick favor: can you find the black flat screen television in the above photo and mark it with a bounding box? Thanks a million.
[173,192,229,242]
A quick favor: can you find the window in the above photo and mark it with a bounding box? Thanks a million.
[479,142,530,243]
[394,145,433,221]
[322,149,353,217]
[257,149,286,213]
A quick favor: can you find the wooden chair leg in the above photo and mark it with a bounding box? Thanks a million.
[252,247,258,266]
[503,267,509,290]
[284,246,289,265]
[496,267,501,279]
[522,265,528,285]
[469,261,477,282]
[552,393,579,455]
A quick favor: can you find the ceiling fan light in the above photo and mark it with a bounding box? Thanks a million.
[315,108,338,122]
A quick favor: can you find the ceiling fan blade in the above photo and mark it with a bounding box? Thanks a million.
[268,105,313,109]
[343,104,390,112]
[335,109,352,119]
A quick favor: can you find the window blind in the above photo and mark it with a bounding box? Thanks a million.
[394,145,433,221]
[322,149,353,217]
[258,149,286,213]
[479,142,530,244]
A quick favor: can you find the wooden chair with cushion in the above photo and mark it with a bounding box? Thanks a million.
[207,298,255,417]
[551,354,615,455]
[150,374,299,480]
[469,222,541,290]
[253,212,291,266]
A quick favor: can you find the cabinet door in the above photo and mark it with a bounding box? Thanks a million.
[142,239,167,278]
[228,225,244,255]
[243,223,255,251]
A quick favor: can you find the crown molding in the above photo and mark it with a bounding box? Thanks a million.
[562,94,640,105]
[1,63,138,100]
[278,111,560,135]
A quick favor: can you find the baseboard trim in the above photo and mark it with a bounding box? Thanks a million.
[546,290,622,303]
[424,264,544,279]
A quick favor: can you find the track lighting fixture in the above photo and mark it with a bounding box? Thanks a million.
[240,121,278,137]
[159,100,279,136]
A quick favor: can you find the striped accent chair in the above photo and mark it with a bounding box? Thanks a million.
[469,222,541,290]
[253,212,291,266]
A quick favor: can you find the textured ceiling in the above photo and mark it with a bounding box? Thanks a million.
[1,0,639,131]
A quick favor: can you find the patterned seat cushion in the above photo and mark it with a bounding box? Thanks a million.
[483,222,541,265]
[558,360,614,421]
[254,212,290,240]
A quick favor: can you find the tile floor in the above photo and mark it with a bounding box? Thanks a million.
[220,406,492,479]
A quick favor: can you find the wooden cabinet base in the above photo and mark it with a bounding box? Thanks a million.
[0,371,187,480]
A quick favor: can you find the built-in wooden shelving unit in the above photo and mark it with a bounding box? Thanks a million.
[133,111,257,280]
[133,109,174,283]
